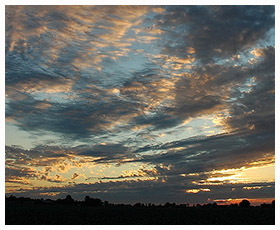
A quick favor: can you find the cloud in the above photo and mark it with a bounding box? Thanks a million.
[5,142,135,169]
[5,6,275,203]
[6,167,36,180]
[5,145,69,164]
[135,131,274,174]
[156,6,274,63]
[40,174,67,183]
[6,178,275,205]
[6,6,274,138]
[6,90,141,139]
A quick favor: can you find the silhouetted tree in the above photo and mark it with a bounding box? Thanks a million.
[84,196,103,206]
[85,195,90,203]
[230,203,238,208]
[134,202,142,207]
[261,203,270,208]
[19,197,31,202]
[56,195,74,205]
[6,195,17,202]
[65,195,74,204]
[239,199,250,208]
[164,202,170,207]
[104,201,109,206]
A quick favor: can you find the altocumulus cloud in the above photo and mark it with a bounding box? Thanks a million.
[5,5,275,204]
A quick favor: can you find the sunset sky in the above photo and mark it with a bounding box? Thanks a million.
[5,5,275,205]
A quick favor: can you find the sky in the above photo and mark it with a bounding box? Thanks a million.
[5,5,275,205]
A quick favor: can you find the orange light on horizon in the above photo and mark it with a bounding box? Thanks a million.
[213,198,274,206]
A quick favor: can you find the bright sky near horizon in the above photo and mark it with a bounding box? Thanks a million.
[5,5,275,205]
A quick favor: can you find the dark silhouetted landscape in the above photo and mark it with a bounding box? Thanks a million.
[5,195,275,225]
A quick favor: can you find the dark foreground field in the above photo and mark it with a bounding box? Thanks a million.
[6,202,274,225]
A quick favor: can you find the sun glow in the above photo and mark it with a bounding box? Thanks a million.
[192,161,275,185]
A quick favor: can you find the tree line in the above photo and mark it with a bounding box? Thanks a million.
[5,195,275,208]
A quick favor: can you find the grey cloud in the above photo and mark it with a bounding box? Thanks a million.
[225,47,275,134]
[6,167,36,179]
[6,92,140,139]
[169,79,222,119]
[75,143,128,157]
[74,143,136,164]
[6,179,275,205]
[6,142,135,167]
[227,77,274,134]
[157,6,274,63]
[5,145,71,169]
[132,113,181,131]
[132,130,274,176]
[6,145,67,160]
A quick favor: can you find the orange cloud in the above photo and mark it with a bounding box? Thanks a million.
[12,78,74,94]
[250,48,264,57]
[186,188,211,194]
